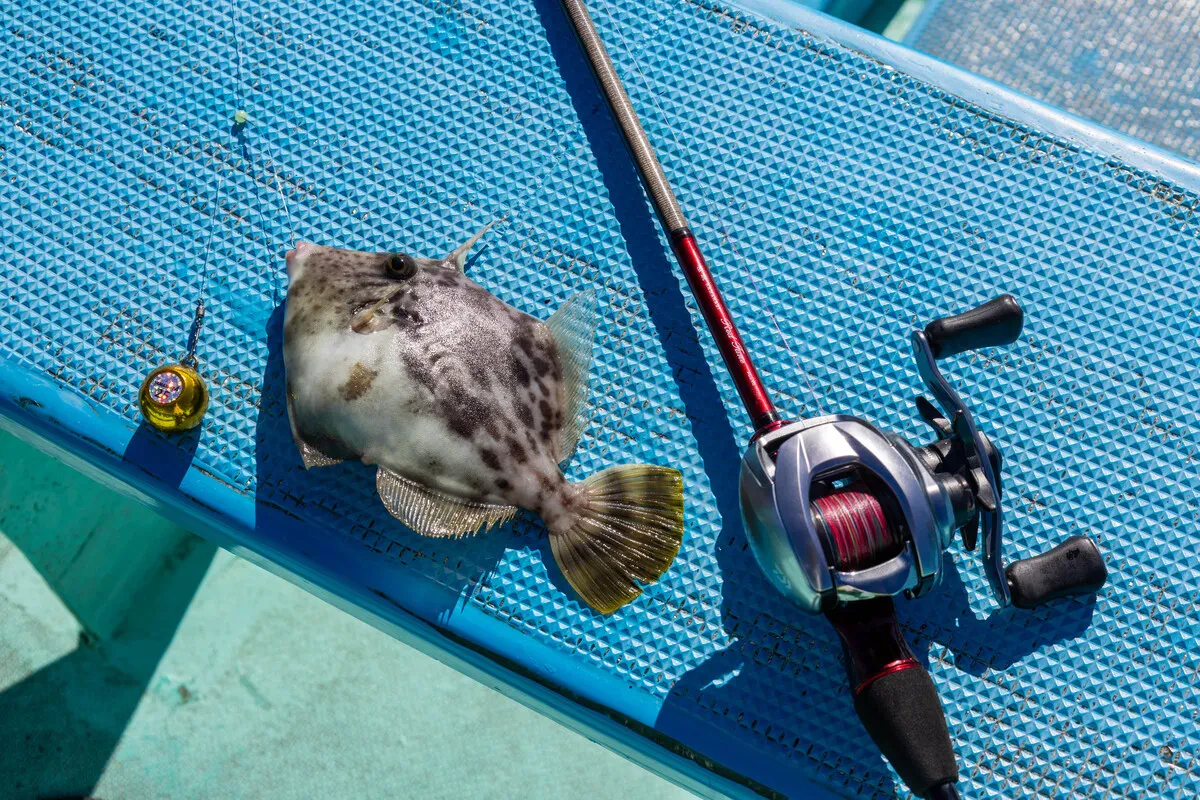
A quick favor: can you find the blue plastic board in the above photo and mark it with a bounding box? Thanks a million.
[910,0,1200,162]
[2,0,1199,798]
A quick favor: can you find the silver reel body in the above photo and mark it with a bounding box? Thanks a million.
[740,416,960,613]
[738,295,1106,616]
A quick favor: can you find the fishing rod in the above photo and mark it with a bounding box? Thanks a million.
[558,1,1109,798]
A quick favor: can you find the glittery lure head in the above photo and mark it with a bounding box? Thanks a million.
[138,363,209,431]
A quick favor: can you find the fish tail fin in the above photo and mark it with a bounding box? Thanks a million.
[549,465,684,614]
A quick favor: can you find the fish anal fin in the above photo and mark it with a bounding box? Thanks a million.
[287,390,345,469]
[549,464,684,614]
[545,288,596,464]
[376,468,517,538]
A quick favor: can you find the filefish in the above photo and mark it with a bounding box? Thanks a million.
[282,224,685,613]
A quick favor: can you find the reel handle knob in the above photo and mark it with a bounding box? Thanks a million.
[1006,535,1108,609]
[925,294,1024,359]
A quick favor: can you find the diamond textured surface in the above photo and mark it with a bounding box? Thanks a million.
[912,0,1200,160]
[2,1,1199,798]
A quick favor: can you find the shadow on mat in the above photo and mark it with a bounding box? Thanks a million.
[122,420,201,489]
[0,535,215,800]
[533,2,895,796]
[252,304,512,617]
[904,555,1100,677]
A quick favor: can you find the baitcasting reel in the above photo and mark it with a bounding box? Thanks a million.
[741,295,1107,616]
[739,294,1108,799]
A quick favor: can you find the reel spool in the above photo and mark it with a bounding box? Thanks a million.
[811,478,904,573]
[740,295,1108,615]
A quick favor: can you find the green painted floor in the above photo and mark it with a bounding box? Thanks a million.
[0,430,693,799]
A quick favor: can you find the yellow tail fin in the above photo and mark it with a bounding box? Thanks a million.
[550,465,684,614]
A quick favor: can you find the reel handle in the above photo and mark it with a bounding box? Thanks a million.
[828,598,960,799]
[1007,535,1108,609]
[925,294,1024,359]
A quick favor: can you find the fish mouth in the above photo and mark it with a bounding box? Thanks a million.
[285,241,314,279]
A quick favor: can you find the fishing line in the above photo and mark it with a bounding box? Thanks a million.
[136,138,226,431]
[258,140,300,310]
[139,0,300,431]
[262,140,298,251]
[590,0,825,416]
[232,0,247,110]
[227,0,300,308]
[183,166,229,369]
[135,0,248,432]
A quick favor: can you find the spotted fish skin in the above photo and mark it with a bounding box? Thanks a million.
[283,231,685,614]
[286,243,568,512]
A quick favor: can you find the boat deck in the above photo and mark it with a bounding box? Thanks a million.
[2,0,1198,796]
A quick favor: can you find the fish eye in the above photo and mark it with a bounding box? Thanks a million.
[386,253,418,280]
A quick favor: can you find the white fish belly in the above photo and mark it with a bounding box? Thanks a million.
[286,325,564,509]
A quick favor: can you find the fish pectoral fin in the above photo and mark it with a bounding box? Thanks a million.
[545,288,596,464]
[376,468,517,538]
[444,220,497,270]
[287,391,345,469]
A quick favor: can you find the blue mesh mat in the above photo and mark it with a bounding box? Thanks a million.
[3,0,1199,798]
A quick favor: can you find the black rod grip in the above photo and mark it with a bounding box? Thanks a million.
[827,599,959,799]
[1007,534,1108,609]
[854,665,959,798]
[925,294,1024,359]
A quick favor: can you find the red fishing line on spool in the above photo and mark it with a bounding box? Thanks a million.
[812,482,902,571]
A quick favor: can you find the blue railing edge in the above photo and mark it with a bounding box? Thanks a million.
[899,0,946,46]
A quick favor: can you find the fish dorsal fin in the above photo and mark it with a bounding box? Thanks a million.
[376,468,517,538]
[287,390,345,469]
[545,288,596,464]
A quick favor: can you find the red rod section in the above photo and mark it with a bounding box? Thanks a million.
[560,0,782,435]
[670,229,781,433]
[825,596,920,695]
